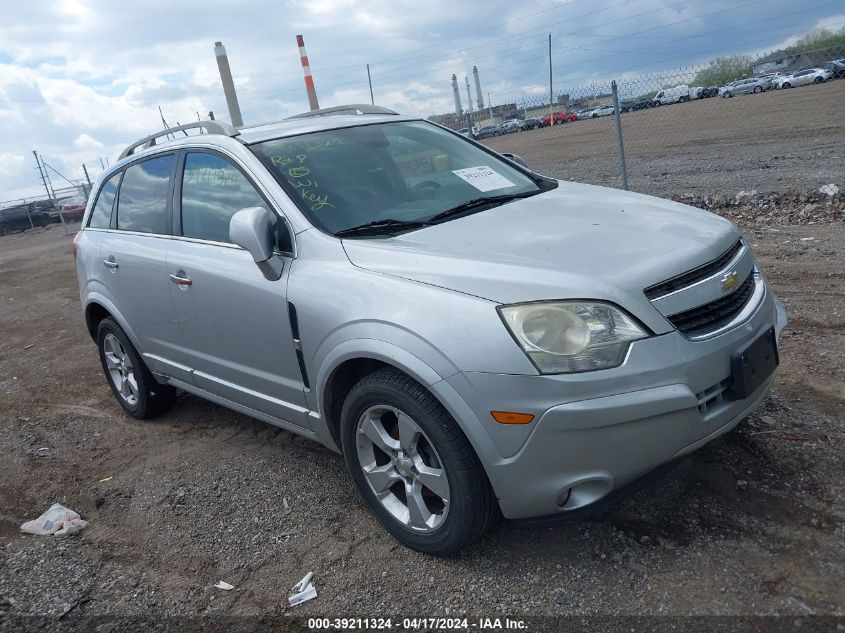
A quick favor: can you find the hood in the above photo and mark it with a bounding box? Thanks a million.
[342,181,738,317]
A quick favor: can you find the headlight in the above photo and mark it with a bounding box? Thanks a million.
[498,301,649,374]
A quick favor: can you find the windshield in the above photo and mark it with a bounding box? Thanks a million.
[250,120,551,235]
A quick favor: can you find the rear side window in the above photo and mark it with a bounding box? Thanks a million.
[180,152,267,243]
[88,174,121,229]
[116,154,175,234]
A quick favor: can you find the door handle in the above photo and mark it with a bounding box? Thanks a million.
[103,258,119,269]
[169,272,192,286]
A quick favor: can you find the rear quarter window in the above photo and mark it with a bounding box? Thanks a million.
[87,174,121,229]
[116,154,175,234]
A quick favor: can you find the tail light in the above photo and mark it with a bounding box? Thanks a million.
[72,231,82,261]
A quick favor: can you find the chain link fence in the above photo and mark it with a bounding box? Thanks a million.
[447,44,844,201]
[1,157,96,237]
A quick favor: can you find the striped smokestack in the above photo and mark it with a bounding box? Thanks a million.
[296,34,320,111]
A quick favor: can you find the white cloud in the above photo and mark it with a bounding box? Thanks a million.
[0,153,25,178]
[0,0,841,199]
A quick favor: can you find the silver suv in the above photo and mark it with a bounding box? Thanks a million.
[74,104,787,554]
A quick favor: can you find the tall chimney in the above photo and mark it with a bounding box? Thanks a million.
[473,66,484,109]
[297,34,320,111]
[464,76,474,113]
[451,74,463,115]
[214,41,244,128]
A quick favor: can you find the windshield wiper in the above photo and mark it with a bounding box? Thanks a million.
[427,191,540,224]
[334,218,431,238]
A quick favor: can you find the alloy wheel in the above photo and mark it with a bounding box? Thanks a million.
[103,333,138,406]
[355,405,450,533]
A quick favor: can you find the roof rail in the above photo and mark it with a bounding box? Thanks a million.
[118,120,240,160]
[286,104,399,120]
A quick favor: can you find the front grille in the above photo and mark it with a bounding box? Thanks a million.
[668,273,756,337]
[644,240,743,300]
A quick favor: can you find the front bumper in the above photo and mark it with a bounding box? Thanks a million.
[444,283,787,519]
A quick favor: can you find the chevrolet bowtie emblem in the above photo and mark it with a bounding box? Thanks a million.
[720,271,740,291]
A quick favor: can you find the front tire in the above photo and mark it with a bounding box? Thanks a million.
[753,86,762,93]
[341,368,495,555]
[97,317,175,419]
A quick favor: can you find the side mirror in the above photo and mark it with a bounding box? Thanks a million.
[502,153,528,169]
[230,207,275,262]
[230,207,283,281]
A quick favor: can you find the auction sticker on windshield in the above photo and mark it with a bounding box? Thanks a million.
[452,166,516,192]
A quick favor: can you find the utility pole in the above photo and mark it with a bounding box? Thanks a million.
[367,64,374,105]
[31,151,51,229]
[33,151,52,201]
[82,164,92,196]
[488,92,493,121]
[548,33,554,126]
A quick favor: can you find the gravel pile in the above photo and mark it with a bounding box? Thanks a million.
[672,189,844,226]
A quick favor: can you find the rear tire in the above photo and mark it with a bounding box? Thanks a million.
[97,317,175,419]
[340,367,496,555]
[782,83,791,89]
[813,77,823,84]
[753,86,762,93]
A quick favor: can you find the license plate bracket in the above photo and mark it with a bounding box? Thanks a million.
[729,327,779,400]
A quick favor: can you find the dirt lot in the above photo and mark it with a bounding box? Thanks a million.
[0,204,843,630]
[483,80,845,198]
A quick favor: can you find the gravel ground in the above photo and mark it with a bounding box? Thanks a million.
[0,209,843,632]
[482,79,845,199]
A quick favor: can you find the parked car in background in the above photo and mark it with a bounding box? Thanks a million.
[589,104,615,118]
[542,111,577,125]
[653,84,691,105]
[498,119,522,134]
[475,125,501,139]
[778,67,833,88]
[756,74,780,90]
[456,127,471,138]
[719,77,769,97]
[59,197,88,222]
[520,117,543,130]
[0,204,51,235]
[823,59,845,79]
[574,109,594,120]
[699,86,720,98]
[74,105,787,554]
[620,96,653,112]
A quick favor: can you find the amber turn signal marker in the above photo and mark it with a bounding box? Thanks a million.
[490,411,535,425]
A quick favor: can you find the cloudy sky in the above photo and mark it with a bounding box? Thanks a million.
[2,0,842,201]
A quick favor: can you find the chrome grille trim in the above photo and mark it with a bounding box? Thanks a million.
[644,240,743,300]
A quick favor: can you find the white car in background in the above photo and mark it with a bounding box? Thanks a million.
[589,104,615,118]
[777,67,833,88]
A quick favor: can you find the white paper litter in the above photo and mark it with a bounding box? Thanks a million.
[819,184,839,196]
[20,503,88,536]
[288,572,317,606]
[214,580,235,591]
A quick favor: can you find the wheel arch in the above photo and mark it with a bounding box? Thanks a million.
[313,340,501,488]
[82,293,143,353]
[315,339,447,452]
